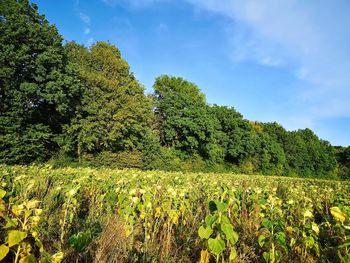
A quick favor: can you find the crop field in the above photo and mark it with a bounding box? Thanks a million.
[0,165,349,262]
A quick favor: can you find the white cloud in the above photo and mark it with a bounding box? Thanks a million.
[87,37,94,46]
[84,28,91,35]
[79,12,91,24]
[187,0,350,120]
[102,0,162,7]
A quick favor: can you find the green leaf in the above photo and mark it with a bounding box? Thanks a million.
[0,245,9,261]
[275,232,287,248]
[198,226,213,239]
[208,238,225,255]
[19,254,37,263]
[221,223,238,245]
[0,189,6,199]
[262,218,273,229]
[221,215,231,225]
[258,235,266,247]
[4,217,18,229]
[215,201,228,212]
[263,251,269,263]
[68,231,92,252]
[8,230,27,247]
[339,238,350,248]
[308,236,315,247]
[205,215,218,227]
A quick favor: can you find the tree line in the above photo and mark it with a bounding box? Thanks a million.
[1,0,349,179]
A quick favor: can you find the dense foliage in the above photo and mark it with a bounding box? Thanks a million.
[0,0,81,164]
[0,0,346,179]
[0,165,349,262]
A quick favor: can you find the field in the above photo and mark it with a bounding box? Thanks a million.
[0,165,349,262]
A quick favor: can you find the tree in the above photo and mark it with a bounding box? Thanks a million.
[334,146,350,179]
[152,75,217,160]
[0,0,81,163]
[209,105,258,165]
[64,42,152,158]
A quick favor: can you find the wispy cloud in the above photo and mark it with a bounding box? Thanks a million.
[96,0,350,140]
[185,0,350,131]
[102,0,162,7]
[87,37,94,46]
[79,12,91,25]
[75,2,93,46]
[156,23,168,34]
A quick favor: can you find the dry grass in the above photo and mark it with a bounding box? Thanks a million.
[94,216,130,263]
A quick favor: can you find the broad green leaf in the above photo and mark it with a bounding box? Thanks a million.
[262,218,273,229]
[19,254,37,263]
[8,230,27,247]
[258,235,265,247]
[275,232,287,248]
[308,236,315,246]
[198,226,213,239]
[221,223,238,245]
[68,231,92,252]
[0,189,6,199]
[221,215,231,225]
[4,217,18,229]
[208,238,225,255]
[205,215,218,227]
[330,207,346,223]
[215,201,228,212]
[0,245,9,261]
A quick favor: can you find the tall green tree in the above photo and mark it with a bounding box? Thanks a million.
[0,0,81,163]
[64,42,152,158]
[334,146,350,179]
[152,75,217,159]
[209,105,257,165]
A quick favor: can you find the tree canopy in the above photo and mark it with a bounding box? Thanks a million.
[0,0,342,179]
[0,0,81,163]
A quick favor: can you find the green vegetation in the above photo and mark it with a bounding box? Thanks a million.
[0,165,349,262]
[1,0,347,179]
[0,1,349,261]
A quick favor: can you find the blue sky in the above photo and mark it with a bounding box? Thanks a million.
[35,0,350,146]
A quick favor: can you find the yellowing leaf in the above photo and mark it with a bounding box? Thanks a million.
[0,244,9,261]
[199,249,209,263]
[51,252,64,263]
[229,247,237,262]
[330,207,346,223]
[8,230,27,247]
[303,210,313,218]
[0,189,6,199]
[19,254,37,263]
[312,223,319,235]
